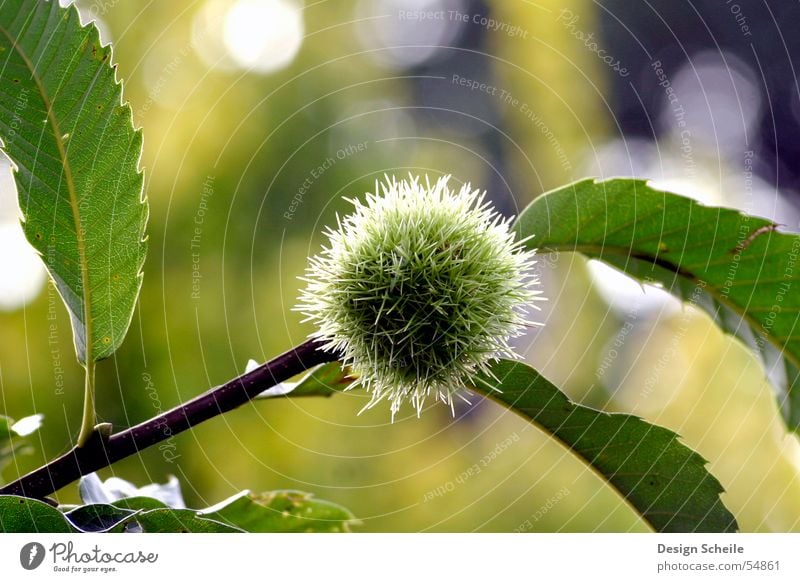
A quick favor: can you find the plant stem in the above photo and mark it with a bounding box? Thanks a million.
[0,339,335,501]
[76,359,96,447]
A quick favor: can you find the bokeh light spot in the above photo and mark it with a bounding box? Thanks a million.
[223,0,304,74]
[0,222,47,312]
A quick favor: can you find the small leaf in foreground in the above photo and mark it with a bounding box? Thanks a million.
[111,496,170,511]
[64,504,139,533]
[110,509,242,533]
[256,361,354,399]
[199,489,358,532]
[0,495,73,533]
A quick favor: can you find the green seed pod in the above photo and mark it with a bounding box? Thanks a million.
[296,175,542,418]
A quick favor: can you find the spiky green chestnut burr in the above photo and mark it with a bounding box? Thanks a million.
[296,175,542,418]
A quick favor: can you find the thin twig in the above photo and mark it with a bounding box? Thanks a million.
[0,339,335,500]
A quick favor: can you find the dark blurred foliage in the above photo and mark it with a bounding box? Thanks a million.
[599,0,800,191]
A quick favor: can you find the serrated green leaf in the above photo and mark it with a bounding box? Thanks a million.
[108,508,242,533]
[0,495,74,532]
[199,490,357,532]
[515,178,800,428]
[64,503,139,532]
[110,496,169,511]
[0,0,147,364]
[473,360,737,532]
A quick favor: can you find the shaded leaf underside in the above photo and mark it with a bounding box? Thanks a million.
[0,0,147,363]
[515,178,800,428]
[0,488,357,533]
[473,360,737,532]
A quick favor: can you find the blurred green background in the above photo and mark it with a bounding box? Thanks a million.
[1,0,800,531]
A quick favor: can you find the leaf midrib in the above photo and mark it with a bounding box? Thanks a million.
[0,9,93,363]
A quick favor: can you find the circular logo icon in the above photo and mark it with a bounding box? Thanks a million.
[19,542,45,570]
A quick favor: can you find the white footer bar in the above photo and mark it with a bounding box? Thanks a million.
[2,533,798,581]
